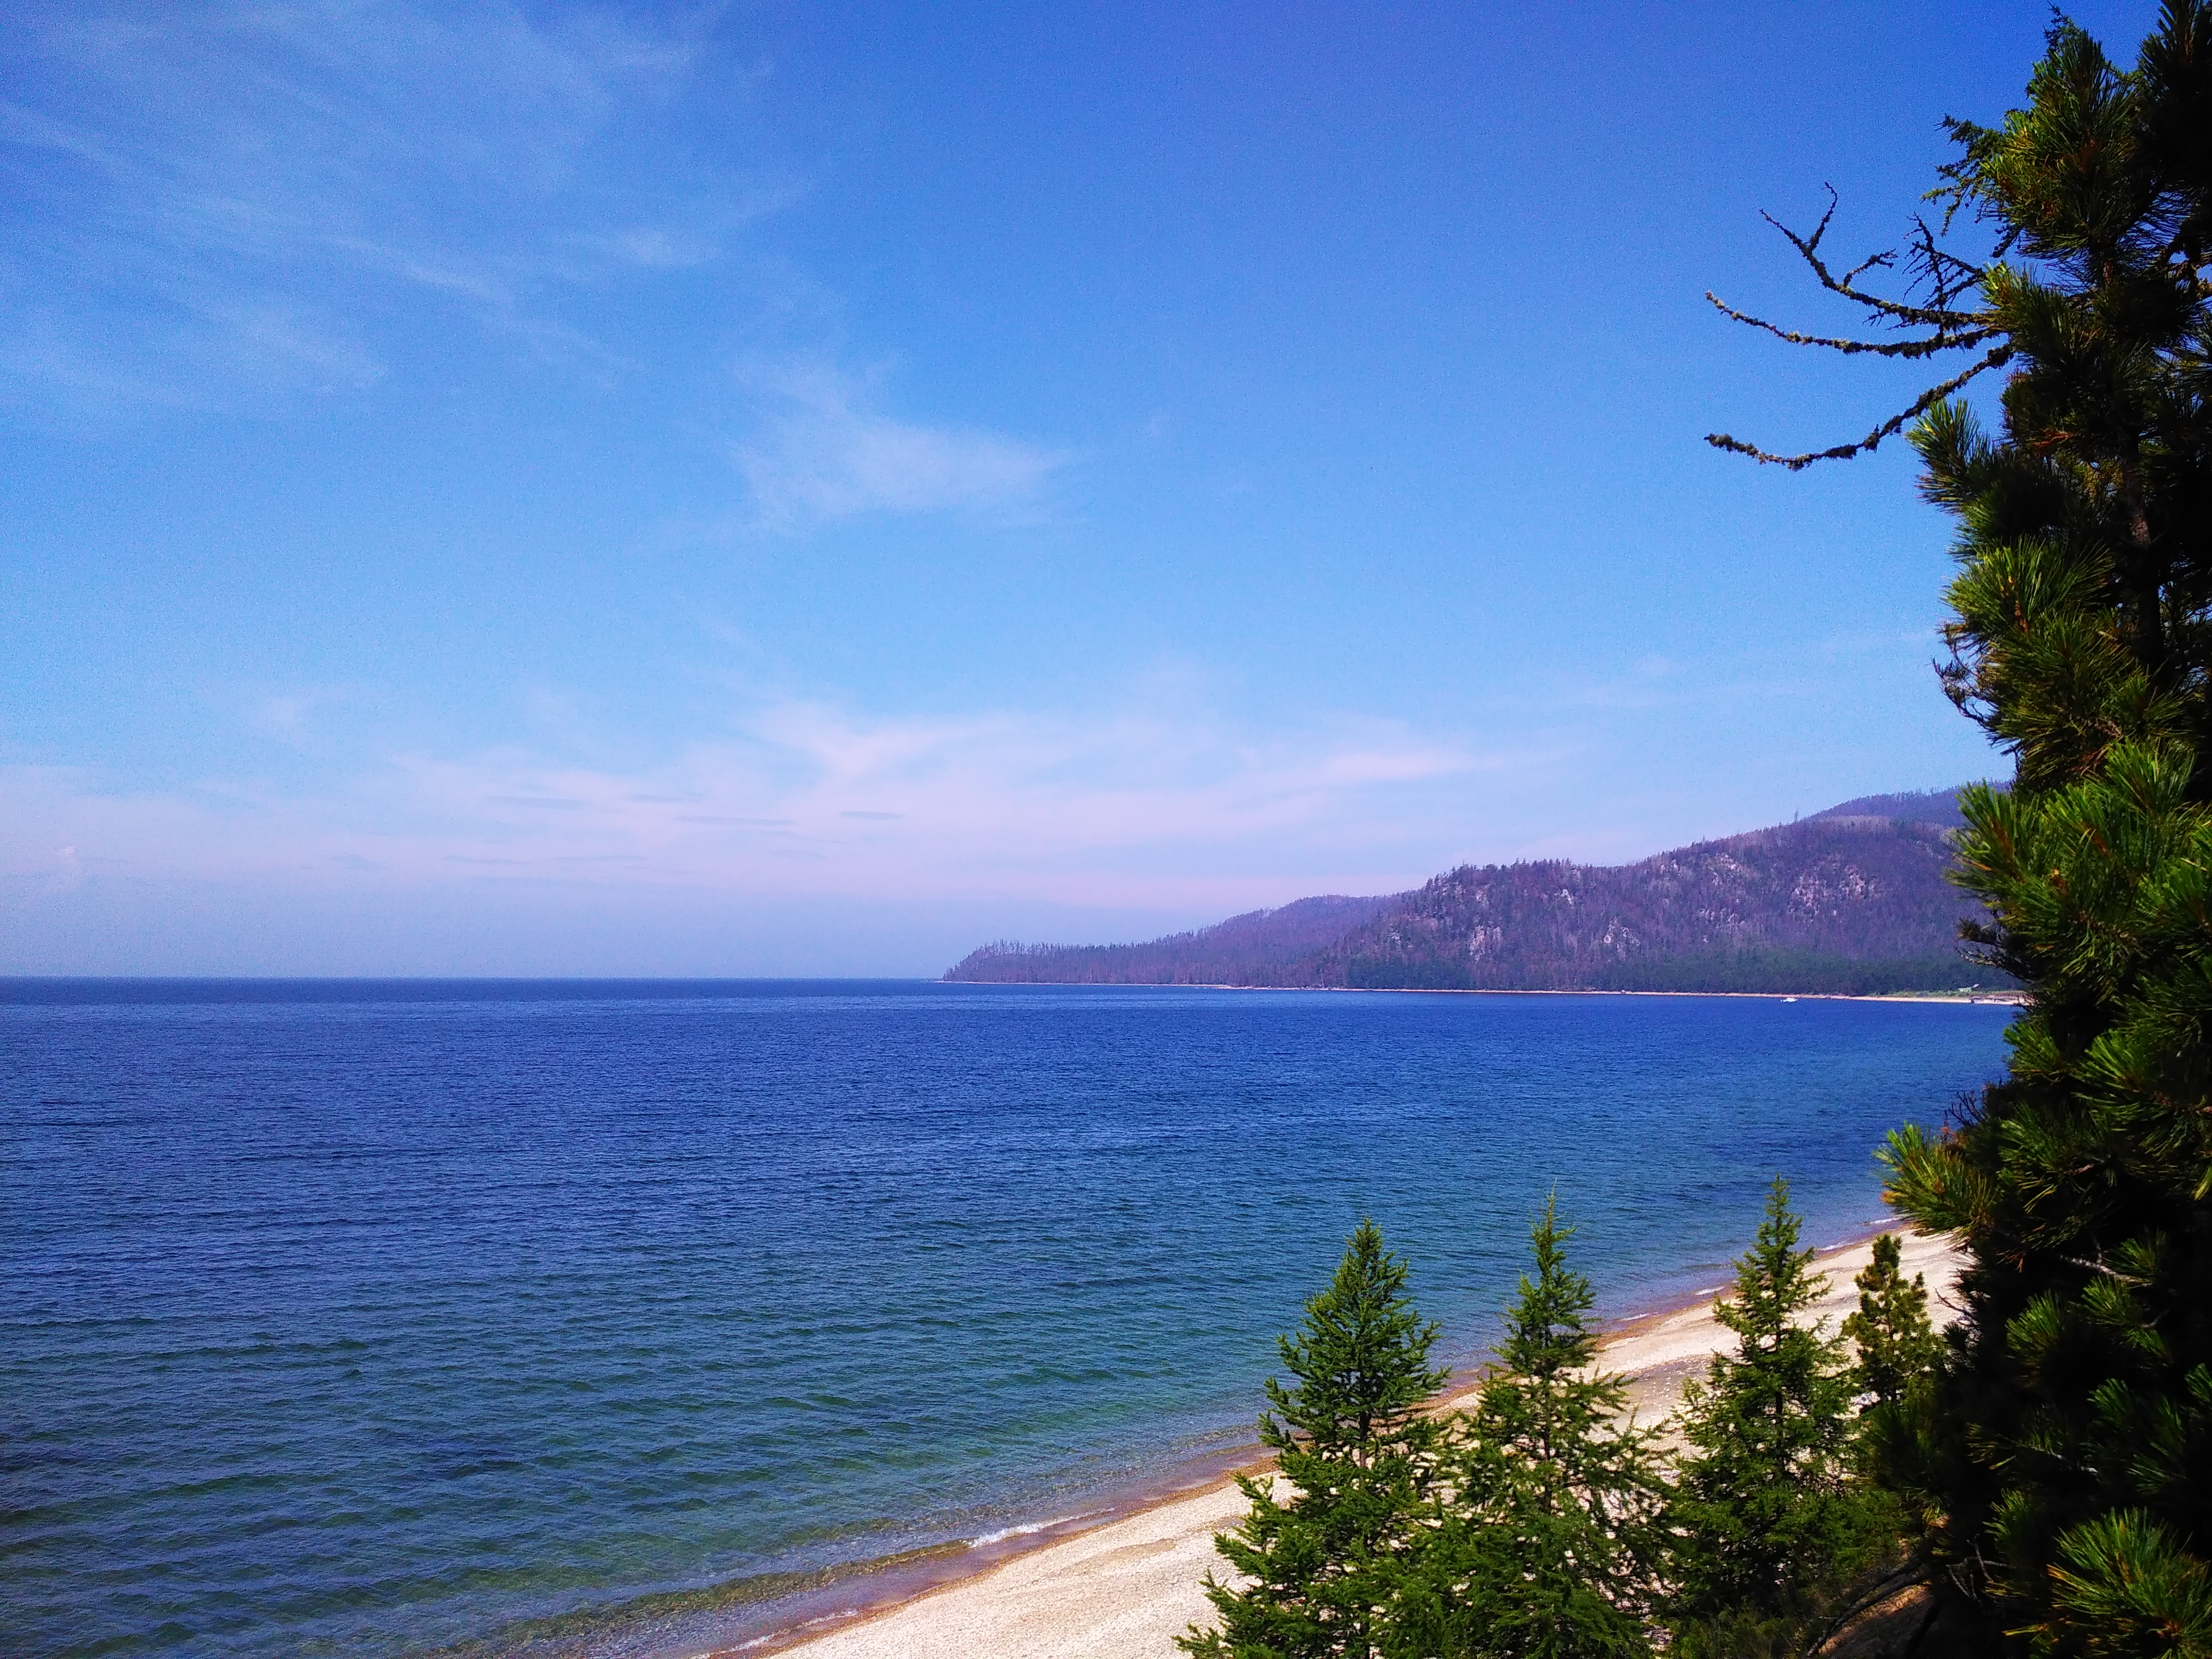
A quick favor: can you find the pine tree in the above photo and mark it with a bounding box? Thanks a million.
[1397,1195,1665,1659]
[1665,1178,1871,1654]
[1706,7,2212,1647]
[1184,1220,1448,1659]
[1841,1233,1941,1411]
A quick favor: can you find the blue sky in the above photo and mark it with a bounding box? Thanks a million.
[1,1,2160,974]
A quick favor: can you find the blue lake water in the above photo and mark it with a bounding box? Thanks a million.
[1,981,2013,1658]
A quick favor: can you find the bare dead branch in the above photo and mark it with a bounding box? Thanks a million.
[1706,187,2015,468]
[1805,189,1840,250]
[1703,292,1999,358]
[2058,1251,2140,1283]
[1763,187,1989,329]
[1804,1549,1934,1656]
[1842,248,1898,288]
[1905,214,1989,312]
[1705,346,2012,469]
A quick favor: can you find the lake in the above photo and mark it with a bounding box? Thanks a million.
[1,981,2012,1658]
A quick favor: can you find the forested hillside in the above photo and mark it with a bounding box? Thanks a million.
[1309,816,1979,993]
[946,792,1995,992]
[950,893,1398,987]
[1806,787,1964,827]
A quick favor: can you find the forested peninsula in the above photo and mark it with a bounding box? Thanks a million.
[946,789,1999,994]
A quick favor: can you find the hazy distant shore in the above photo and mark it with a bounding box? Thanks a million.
[733,1227,1964,1659]
[948,982,2026,1005]
[943,791,1990,999]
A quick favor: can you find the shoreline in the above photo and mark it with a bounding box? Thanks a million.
[942,982,2025,1006]
[719,1225,1964,1659]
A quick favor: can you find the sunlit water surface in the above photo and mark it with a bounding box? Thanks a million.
[2,980,2012,1657]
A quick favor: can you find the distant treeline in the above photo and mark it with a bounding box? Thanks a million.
[1348,950,1982,998]
[949,791,2008,994]
[954,894,1399,987]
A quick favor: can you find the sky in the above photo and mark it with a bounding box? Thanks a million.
[0,0,2165,976]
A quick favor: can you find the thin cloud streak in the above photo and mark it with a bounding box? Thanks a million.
[0,702,1551,912]
[0,1,746,413]
[733,359,1070,525]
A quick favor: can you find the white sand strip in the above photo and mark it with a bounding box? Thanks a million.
[1571,1227,1963,1427]
[752,1230,1964,1659]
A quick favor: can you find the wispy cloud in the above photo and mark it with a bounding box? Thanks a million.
[733,359,1070,525]
[240,682,371,746]
[0,700,1544,912]
[0,1,757,413]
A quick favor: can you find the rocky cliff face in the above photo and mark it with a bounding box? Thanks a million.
[1296,817,1984,992]
[946,792,1999,994]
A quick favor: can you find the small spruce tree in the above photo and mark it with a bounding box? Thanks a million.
[1841,1232,1941,1411]
[1184,1219,1448,1659]
[1398,1194,1666,1659]
[1666,1178,1872,1655]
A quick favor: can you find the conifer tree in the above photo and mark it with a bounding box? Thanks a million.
[1184,1220,1448,1659]
[1397,1195,1665,1659]
[1665,1178,1871,1654]
[1707,5,2212,1647]
[1841,1233,1940,1411]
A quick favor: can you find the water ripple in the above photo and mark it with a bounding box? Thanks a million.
[2,982,2009,1658]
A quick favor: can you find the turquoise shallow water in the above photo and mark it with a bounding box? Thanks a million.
[1,980,2012,1658]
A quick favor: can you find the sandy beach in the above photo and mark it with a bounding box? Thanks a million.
[744,1228,1963,1659]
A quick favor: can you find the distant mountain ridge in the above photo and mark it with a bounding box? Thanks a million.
[1807,787,1967,827]
[955,894,1400,990]
[945,788,2001,994]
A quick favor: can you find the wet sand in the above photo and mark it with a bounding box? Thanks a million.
[737,1228,1963,1659]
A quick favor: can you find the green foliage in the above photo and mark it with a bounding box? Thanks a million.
[1184,1220,1448,1659]
[1842,1233,1942,1411]
[1588,950,1989,996]
[1665,1179,1882,1654]
[1394,1196,1666,1658]
[2048,1509,2212,1656]
[1848,6,2212,1651]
